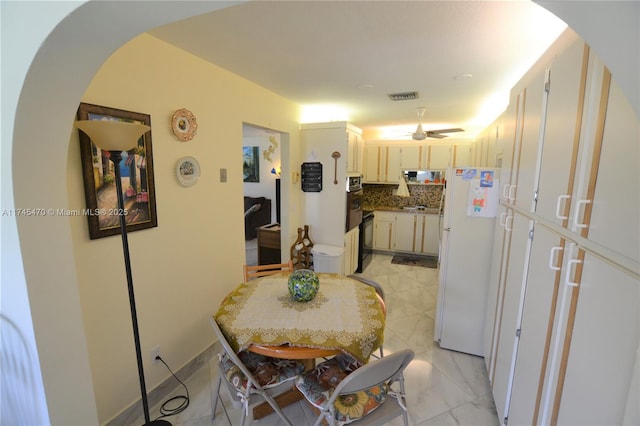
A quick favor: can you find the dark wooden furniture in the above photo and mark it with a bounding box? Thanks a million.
[256,223,281,264]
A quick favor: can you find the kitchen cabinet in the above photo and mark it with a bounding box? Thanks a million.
[385,146,401,183]
[373,210,439,255]
[343,227,359,275]
[426,144,450,169]
[301,122,362,247]
[399,145,424,170]
[483,30,640,426]
[421,214,440,255]
[373,211,395,250]
[362,145,401,183]
[451,143,472,167]
[346,130,364,174]
[394,213,416,252]
[363,144,382,182]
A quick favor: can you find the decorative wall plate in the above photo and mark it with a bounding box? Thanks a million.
[176,156,201,187]
[171,108,197,141]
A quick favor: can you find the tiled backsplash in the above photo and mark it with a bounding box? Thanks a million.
[362,184,444,210]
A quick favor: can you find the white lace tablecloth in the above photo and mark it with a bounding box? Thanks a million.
[215,273,384,363]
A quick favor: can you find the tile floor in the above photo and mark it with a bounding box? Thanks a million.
[137,253,500,425]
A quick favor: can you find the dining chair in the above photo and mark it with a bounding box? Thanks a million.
[208,317,304,426]
[295,349,415,426]
[348,275,386,358]
[243,260,293,283]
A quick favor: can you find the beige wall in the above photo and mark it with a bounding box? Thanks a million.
[68,33,300,422]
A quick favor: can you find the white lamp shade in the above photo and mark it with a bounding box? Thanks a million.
[75,120,150,151]
[396,174,411,197]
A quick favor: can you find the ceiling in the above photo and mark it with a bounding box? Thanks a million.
[148,1,567,140]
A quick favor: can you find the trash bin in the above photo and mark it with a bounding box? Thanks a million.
[312,244,345,273]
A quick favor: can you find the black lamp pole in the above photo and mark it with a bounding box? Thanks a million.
[109,151,170,426]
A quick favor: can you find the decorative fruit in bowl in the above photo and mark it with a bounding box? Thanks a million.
[288,269,319,302]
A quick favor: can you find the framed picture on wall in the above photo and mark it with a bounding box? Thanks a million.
[77,102,158,239]
[243,146,260,182]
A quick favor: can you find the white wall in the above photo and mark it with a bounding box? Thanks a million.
[2,1,637,424]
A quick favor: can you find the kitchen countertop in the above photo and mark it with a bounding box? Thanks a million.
[369,206,442,214]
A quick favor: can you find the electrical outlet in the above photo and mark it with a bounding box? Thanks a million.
[151,346,161,364]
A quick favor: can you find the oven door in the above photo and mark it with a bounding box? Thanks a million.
[346,190,363,231]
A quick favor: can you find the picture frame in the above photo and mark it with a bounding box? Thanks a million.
[77,102,158,239]
[242,146,260,182]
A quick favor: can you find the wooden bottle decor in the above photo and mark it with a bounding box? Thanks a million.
[290,225,314,270]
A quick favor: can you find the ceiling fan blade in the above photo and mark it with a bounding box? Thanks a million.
[425,132,448,139]
[428,128,464,134]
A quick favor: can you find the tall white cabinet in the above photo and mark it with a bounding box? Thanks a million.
[483,29,640,426]
[300,122,363,252]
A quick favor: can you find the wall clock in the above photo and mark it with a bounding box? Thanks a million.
[176,156,201,187]
[171,108,197,141]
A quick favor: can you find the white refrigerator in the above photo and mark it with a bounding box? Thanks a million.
[435,167,500,356]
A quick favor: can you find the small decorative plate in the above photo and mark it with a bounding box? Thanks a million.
[171,108,198,141]
[176,156,201,187]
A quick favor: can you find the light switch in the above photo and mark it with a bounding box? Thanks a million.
[220,168,227,182]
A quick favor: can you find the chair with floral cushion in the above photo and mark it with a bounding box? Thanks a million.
[209,317,304,426]
[295,349,414,426]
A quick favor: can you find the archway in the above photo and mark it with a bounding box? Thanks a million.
[3,1,637,424]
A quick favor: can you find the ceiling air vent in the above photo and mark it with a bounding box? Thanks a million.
[387,91,419,101]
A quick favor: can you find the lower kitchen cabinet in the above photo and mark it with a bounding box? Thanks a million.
[343,227,359,275]
[394,213,416,252]
[373,211,439,255]
[373,211,395,250]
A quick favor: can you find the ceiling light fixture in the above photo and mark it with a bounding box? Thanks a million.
[387,91,419,101]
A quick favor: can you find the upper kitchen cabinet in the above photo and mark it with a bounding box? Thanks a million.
[426,144,451,169]
[362,144,401,183]
[346,129,364,174]
[363,142,451,183]
[451,143,472,167]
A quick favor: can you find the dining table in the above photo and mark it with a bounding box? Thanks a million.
[214,271,386,419]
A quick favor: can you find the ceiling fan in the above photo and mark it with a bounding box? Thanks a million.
[411,107,464,140]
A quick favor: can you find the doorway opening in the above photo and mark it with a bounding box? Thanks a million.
[242,123,285,266]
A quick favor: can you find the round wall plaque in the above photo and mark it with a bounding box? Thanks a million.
[176,156,201,187]
[171,108,197,141]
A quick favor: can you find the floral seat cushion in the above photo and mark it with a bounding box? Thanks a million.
[220,350,304,393]
[295,353,389,425]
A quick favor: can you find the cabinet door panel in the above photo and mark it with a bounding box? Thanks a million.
[383,146,400,183]
[484,205,511,376]
[491,213,534,423]
[395,213,415,252]
[422,215,440,255]
[429,144,451,169]
[363,145,381,182]
[587,77,640,261]
[373,213,394,250]
[535,39,587,225]
[556,254,639,425]
[400,145,422,170]
[507,226,566,425]
[452,144,472,167]
[514,70,546,211]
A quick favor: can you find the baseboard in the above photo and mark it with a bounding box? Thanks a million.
[105,342,218,426]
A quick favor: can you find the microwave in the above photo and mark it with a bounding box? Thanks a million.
[346,175,362,192]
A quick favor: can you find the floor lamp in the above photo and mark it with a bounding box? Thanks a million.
[75,120,171,426]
